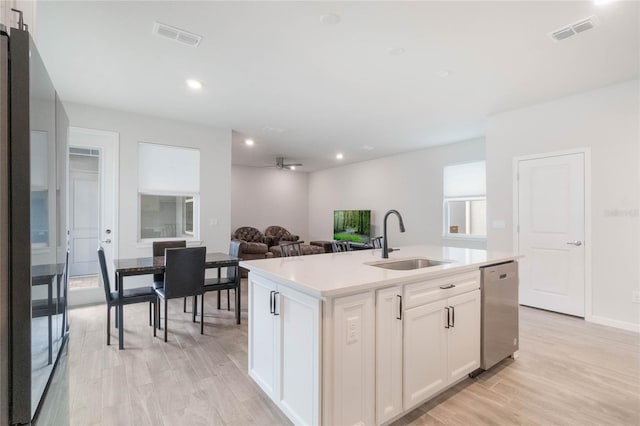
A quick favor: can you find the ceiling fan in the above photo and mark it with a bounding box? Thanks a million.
[274,156,303,170]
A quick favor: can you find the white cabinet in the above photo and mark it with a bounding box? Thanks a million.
[375,286,403,425]
[248,267,485,426]
[248,273,321,426]
[248,274,277,396]
[403,289,480,411]
[403,298,448,409]
[447,290,481,383]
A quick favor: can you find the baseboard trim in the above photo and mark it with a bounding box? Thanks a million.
[589,315,640,333]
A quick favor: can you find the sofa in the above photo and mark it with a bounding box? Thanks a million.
[269,243,325,258]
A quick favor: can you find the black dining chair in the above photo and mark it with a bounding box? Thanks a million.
[151,240,188,320]
[154,246,206,341]
[332,240,351,253]
[280,241,302,257]
[371,236,383,249]
[97,247,158,345]
[201,240,242,325]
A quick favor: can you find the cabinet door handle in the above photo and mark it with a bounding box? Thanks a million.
[269,290,275,314]
[450,306,455,328]
[396,295,402,320]
[444,307,450,328]
[439,284,455,290]
[273,292,280,316]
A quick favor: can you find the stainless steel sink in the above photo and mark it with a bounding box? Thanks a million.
[367,258,451,270]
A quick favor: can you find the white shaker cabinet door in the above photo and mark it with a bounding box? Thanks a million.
[447,289,481,383]
[403,299,448,410]
[248,274,277,399]
[376,286,404,425]
[276,285,321,426]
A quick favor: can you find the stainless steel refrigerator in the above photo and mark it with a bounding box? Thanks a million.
[1,23,69,425]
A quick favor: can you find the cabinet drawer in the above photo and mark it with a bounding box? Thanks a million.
[403,270,480,309]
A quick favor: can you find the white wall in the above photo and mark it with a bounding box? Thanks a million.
[64,102,232,259]
[308,138,486,249]
[231,166,309,240]
[486,80,640,330]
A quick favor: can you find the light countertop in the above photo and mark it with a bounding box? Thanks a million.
[240,245,519,298]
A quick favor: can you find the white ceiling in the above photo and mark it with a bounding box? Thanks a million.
[37,1,639,171]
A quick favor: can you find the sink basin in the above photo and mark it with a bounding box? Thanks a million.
[367,258,451,271]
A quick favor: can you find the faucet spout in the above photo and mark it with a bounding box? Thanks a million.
[382,209,406,258]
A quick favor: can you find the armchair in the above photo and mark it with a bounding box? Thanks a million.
[231,226,270,260]
[264,225,300,247]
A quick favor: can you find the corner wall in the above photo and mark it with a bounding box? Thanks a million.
[64,102,232,259]
[231,166,309,240]
[308,138,486,249]
[486,80,640,330]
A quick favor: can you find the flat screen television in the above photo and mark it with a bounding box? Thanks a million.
[333,210,371,244]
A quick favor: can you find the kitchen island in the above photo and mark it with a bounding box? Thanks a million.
[240,245,519,426]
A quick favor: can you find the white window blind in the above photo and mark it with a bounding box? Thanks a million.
[138,142,200,194]
[443,161,486,197]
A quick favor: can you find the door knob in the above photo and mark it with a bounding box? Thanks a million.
[566,241,582,246]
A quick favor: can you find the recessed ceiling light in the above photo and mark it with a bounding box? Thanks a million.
[320,13,341,25]
[186,79,204,90]
[388,47,406,56]
[437,69,453,78]
[336,153,344,160]
[245,139,255,146]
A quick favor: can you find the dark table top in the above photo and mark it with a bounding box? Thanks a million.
[114,252,239,276]
[32,263,65,278]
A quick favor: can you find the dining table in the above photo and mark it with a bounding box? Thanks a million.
[113,252,239,349]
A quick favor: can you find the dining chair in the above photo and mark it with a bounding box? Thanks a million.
[201,240,242,325]
[154,246,206,341]
[280,241,303,257]
[151,240,187,324]
[97,247,158,345]
[371,236,383,249]
[332,240,351,253]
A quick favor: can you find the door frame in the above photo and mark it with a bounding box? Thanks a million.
[68,126,119,306]
[512,148,592,321]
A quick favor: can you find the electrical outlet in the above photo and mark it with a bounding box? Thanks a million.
[346,316,360,344]
[632,291,640,304]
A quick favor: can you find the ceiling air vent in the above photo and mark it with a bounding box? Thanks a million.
[549,15,599,42]
[152,22,202,47]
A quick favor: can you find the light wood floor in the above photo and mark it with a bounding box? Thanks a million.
[36,281,640,426]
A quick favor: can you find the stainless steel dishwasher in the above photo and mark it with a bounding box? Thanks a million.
[479,261,519,371]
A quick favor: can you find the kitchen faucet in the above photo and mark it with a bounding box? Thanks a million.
[382,209,406,258]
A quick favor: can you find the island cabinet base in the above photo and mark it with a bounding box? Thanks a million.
[247,269,482,426]
[247,273,321,426]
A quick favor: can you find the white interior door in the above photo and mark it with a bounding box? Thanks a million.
[517,152,585,317]
[69,169,99,276]
[68,127,118,306]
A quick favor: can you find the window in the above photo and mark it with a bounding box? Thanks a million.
[443,161,486,238]
[31,131,50,247]
[138,142,200,241]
